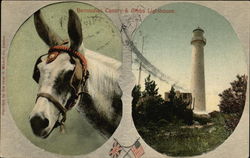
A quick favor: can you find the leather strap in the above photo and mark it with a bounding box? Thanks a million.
[34,45,89,126]
[48,45,87,70]
[36,93,67,124]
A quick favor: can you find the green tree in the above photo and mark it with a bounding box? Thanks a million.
[165,85,193,124]
[132,85,141,120]
[134,75,164,123]
[142,75,160,97]
[132,85,142,107]
[168,86,176,103]
[218,74,248,131]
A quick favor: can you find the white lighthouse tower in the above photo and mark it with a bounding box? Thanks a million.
[191,27,206,112]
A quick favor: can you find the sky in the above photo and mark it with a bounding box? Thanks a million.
[132,2,248,112]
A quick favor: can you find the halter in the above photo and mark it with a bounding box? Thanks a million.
[47,45,87,67]
[35,45,88,130]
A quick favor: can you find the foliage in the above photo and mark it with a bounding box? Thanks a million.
[132,75,193,126]
[132,84,142,107]
[168,86,176,103]
[218,74,248,132]
[131,75,239,156]
[193,113,210,125]
[132,85,141,120]
[137,112,230,156]
[142,75,160,97]
[132,75,164,123]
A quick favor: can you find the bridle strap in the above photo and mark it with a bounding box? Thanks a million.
[46,45,88,110]
[36,93,67,124]
[34,45,89,128]
[65,93,78,110]
[48,45,87,70]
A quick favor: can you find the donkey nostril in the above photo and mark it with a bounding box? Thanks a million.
[42,118,49,128]
[30,115,49,136]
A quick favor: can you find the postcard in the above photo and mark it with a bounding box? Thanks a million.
[1,1,249,158]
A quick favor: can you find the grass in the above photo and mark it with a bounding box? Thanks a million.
[136,113,231,156]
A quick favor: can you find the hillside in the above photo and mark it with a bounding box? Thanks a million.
[136,112,231,156]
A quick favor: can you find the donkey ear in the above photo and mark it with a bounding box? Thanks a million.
[34,10,63,47]
[68,9,83,51]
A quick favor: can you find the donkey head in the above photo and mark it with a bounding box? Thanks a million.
[29,9,86,138]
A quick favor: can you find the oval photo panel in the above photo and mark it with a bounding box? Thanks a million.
[7,2,122,155]
[131,2,248,157]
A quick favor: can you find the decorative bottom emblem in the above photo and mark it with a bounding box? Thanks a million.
[109,138,145,158]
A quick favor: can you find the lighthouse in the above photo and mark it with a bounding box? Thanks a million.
[191,27,206,112]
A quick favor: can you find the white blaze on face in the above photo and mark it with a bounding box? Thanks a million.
[29,53,74,137]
